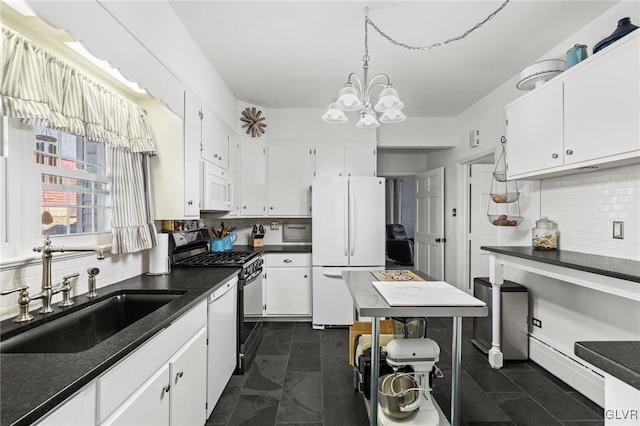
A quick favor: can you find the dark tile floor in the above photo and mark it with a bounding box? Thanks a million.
[206,318,604,426]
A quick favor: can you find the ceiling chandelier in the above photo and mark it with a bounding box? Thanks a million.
[323,1,511,128]
[322,8,404,128]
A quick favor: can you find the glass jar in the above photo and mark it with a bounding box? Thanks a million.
[532,217,559,250]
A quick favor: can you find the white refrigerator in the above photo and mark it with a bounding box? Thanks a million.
[312,176,385,327]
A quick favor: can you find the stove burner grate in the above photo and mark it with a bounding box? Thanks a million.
[174,251,258,267]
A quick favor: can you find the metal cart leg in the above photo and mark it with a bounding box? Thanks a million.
[370,317,380,426]
[452,316,462,426]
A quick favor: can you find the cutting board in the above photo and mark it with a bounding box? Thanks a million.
[372,281,486,307]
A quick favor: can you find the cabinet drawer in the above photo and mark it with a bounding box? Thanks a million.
[97,301,206,423]
[265,253,311,267]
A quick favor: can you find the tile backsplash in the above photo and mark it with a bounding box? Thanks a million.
[541,164,639,260]
[0,252,148,321]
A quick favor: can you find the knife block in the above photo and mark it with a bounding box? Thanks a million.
[249,235,264,247]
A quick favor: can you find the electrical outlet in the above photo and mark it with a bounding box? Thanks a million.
[532,318,542,328]
[270,221,279,231]
[613,221,624,239]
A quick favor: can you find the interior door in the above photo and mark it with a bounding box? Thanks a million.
[414,168,444,280]
[469,164,495,293]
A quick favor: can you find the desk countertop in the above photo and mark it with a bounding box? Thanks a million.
[481,246,640,283]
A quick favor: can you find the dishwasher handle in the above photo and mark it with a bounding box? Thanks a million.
[209,278,238,303]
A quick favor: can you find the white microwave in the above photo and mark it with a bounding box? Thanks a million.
[200,160,232,211]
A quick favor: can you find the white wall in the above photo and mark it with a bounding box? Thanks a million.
[248,106,376,143]
[541,164,639,260]
[378,150,429,175]
[377,117,456,148]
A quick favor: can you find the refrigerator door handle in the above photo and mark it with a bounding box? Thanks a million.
[350,190,355,257]
[344,190,349,256]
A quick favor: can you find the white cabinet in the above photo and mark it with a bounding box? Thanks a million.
[169,328,208,426]
[102,364,171,426]
[345,145,377,177]
[147,91,199,219]
[227,132,241,216]
[315,145,345,177]
[506,82,564,177]
[201,105,229,171]
[264,254,312,316]
[506,31,639,180]
[315,144,377,177]
[97,302,207,424]
[240,138,267,216]
[35,383,96,426]
[267,144,314,216]
[564,35,639,165]
[183,91,203,216]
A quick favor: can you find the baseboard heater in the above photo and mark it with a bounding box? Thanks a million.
[528,333,604,407]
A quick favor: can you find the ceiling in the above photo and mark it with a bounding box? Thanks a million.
[170,0,618,117]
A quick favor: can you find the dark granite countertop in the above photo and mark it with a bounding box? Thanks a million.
[575,341,640,390]
[234,244,312,254]
[481,246,640,283]
[0,267,239,426]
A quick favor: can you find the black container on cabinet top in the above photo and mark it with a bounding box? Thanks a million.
[593,17,639,54]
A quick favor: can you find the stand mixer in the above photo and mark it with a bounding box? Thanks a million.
[378,338,442,426]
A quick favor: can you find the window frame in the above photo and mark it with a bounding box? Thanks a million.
[0,117,111,262]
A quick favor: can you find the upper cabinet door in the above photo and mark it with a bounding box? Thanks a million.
[240,139,266,216]
[201,106,229,171]
[345,145,377,177]
[183,91,202,217]
[506,83,564,178]
[267,145,315,216]
[315,145,345,177]
[564,34,639,165]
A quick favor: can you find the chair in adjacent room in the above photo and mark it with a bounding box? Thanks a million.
[385,224,414,266]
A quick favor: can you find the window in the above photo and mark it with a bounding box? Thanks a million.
[33,126,110,236]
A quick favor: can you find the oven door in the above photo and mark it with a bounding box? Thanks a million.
[244,268,263,317]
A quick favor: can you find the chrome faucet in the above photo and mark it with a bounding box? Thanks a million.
[33,236,105,314]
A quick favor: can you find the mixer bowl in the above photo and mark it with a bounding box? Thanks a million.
[378,373,420,420]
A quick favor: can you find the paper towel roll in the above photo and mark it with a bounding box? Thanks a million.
[148,233,171,275]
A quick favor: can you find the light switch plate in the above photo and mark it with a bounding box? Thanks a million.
[613,221,624,239]
[270,221,279,231]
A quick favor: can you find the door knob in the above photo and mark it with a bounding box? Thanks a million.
[566,149,574,155]
[552,153,559,159]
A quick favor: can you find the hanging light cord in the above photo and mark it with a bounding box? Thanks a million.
[366,0,510,51]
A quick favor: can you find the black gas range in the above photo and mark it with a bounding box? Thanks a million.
[168,229,264,374]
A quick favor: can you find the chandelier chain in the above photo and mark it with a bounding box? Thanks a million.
[365,0,510,51]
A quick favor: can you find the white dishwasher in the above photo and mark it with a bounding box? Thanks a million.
[206,276,238,418]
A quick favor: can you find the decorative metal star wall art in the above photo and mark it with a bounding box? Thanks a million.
[240,107,266,137]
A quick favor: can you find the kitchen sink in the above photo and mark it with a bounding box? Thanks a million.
[0,291,185,354]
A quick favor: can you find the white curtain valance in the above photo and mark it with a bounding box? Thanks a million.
[1,25,156,154]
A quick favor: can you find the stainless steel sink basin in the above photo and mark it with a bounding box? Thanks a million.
[0,291,185,354]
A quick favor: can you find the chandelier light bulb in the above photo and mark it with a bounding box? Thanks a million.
[356,109,380,128]
[374,86,404,112]
[379,108,406,123]
[322,102,348,123]
[335,84,363,111]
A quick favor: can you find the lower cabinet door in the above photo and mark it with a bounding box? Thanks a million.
[35,382,96,426]
[101,364,170,426]
[265,267,312,316]
[170,328,207,426]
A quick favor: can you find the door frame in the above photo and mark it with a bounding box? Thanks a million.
[456,149,496,293]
